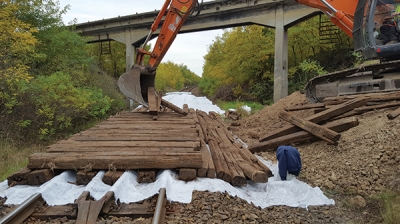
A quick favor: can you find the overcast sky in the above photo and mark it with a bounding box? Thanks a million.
[58,0,224,76]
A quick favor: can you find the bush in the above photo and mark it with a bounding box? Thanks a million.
[10,72,113,140]
[289,59,327,93]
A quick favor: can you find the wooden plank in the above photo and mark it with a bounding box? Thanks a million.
[75,191,90,203]
[183,104,189,114]
[284,103,325,111]
[330,110,361,121]
[28,152,203,170]
[70,133,199,138]
[31,205,78,220]
[387,107,400,119]
[87,192,114,224]
[98,120,196,125]
[231,152,268,183]
[208,140,232,183]
[161,99,188,116]
[138,170,157,183]
[78,128,199,135]
[76,171,97,185]
[178,168,197,181]
[323,91,400,105]
[148,87,159,115]
[197,141,209,178]
[259,97,366,142]
[47,147,198,153]
[249,117,359,153]
[222,150,246,186]
[76,201,90,224]
[279,111,341,144]
[197,111,211,143]
[27,169,55,185]
[93,123,196,129]
[7,167,31,186]
[354,101,400,113]
[49,140,200,149]
[115,111,184,119]
[103,171,124,185]
[69,135,199,142]
[157,91,163,111]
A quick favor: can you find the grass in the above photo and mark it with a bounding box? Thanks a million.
[216,100,265,115]
[380,192,400,224]
[0,113,113,182]
[0,139,47,181]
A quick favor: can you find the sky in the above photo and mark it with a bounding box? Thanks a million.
[58,0,224,76]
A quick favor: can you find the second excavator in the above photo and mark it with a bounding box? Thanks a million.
[118,0,400,108]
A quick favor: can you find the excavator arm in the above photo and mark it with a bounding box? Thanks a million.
[135,0,197,67]
[296,0,357,37]
[118,0,197,108]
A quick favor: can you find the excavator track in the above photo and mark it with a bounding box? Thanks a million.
[305,59,400,103]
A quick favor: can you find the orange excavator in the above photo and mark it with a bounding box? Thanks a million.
[118,0,400,107]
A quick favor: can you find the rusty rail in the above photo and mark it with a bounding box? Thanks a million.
[0,193,43,224]
[152,188,167,224]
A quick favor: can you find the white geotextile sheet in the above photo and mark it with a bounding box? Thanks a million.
[0,157,334,208]
[163,92,225,115]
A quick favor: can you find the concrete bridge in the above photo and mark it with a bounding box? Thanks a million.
[74,0,320,102]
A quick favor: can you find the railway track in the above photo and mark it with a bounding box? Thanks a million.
[0,188,178,223]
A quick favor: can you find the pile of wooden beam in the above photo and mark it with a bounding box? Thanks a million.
[249,91,400,153]
[7,103,273,187]
[196,110,272,186]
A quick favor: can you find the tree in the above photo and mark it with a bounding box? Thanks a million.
[156,61,185,92]
[179,63,201,87]
[1,0,125,142]
[201,26,274,101]
[0,0,39,114]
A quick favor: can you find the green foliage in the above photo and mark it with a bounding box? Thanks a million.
[380,192,400,224]
[155,61,185,92]
[217,101,265,113]
[201,26,274,100]
[13,72,113,140]
[289,59,327,93]
[0,0,126,143]
[179,63,201,87]
[0,0,38,114]
[30,27,94,78]
[90,41,128,78]
[14,0,68,29]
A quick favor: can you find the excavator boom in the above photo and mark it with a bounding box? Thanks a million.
[296,0,357,37]
[118,0,197,107]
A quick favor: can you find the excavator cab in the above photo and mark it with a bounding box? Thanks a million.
[354,0,400,61]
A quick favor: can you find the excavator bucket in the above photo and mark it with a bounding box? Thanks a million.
[118,66,156,106]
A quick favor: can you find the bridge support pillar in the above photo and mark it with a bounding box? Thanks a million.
[273,5,289,103]
[125,28,136,72]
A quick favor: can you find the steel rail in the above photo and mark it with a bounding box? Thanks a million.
[0,193,43,224]
[152,188,167,224]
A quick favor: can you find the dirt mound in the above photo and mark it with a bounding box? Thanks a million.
[231,91,314,144]
[229,91,400,223]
